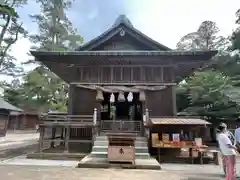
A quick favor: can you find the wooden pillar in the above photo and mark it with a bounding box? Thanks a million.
[171,85,177,116]
[64,125,70,153]
[50,127,56,148]
[37,126,44,152]
[60,127,64,145]
[68,84,74,115]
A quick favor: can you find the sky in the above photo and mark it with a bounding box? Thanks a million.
[9,0,240,73]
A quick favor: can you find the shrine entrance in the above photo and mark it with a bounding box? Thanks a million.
[100,92,143,134]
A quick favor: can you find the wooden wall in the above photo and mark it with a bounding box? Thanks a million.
[8,114,39,130]
[146,86,176,116]
[0,110,9,137]
[93,33,158,51]
[71,86,98,115]
[69,85,176,117]
[77,65,174,84]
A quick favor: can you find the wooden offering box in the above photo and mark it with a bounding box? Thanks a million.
[107,133,136,164]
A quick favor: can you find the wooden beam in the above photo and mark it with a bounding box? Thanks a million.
[134,86,166,91]
[75,84,168,92]
[71,82,176,86]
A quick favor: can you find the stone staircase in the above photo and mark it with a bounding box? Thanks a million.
[91,135,150,159]
[78,135,161,169]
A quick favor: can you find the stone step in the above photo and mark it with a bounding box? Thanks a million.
[91,151,151,159]
[95,136,147,142]
[92,146,149,153]
[94,140,148,147]
[78,156,161,170]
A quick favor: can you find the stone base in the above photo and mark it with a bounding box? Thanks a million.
[77,155,161,170]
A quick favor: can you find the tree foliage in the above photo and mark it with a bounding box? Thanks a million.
[0,0,28,76]
[176,19,239,119]
[177,21,229,50]
[178,71,235,116]
[231,9,240,51]
[3,0,83,112]
[29,0,83,52]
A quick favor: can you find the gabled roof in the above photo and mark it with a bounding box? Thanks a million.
[76,15,171,51]
[0,98,22,112]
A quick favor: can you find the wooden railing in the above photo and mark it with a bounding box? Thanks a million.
[100,120,142,134]
[40,114,94,126]
[37,110,98,153]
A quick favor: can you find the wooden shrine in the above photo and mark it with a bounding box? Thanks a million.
[30,15,217,156]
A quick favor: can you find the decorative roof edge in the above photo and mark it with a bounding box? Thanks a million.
[31,50,218,57]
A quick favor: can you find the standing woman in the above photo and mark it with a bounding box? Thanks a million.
[218,123,236,176]
[218,124,237,180]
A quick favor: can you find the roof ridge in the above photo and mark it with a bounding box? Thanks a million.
[76,14,172,51]
[113,14,133,28]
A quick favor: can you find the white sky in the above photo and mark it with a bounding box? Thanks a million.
[10,0,240,75]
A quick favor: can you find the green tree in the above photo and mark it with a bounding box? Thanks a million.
[3,0,83,112]
[231,9,240,51]
[176,20,236,118]
[0,0,28,76]
[177,21,228,50]
[29,0,83,51]
[220,8,240,106]
[181,71,234,115]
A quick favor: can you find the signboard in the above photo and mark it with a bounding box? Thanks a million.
[151,133,195,148]
[172,133,180,141]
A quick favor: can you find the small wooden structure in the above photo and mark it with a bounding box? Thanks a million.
[107,133,136,164]
[0,98,22,137]
[149,117,218,164]
[8,111,40,130]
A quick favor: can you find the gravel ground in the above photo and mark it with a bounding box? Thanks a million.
[0,165,225,180]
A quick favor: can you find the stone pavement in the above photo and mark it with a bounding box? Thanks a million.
[0,165,225,180]
[0,131,38,151]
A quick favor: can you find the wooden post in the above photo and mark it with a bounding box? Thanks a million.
[60,127,64,146]
[93,108,98,137]
[50,127,56,148]
[158,148,161,163]
[171,85,177,116]
[145,109,149,124]
[68,84,74,114]
[37,126,44,153]
[93,108,97,126]
[64,125,70,153]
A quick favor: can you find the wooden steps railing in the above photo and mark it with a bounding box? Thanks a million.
[100,120,142,135]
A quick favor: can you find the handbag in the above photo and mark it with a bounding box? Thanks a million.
[236,143,240,153]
